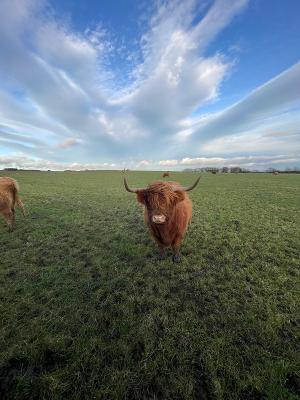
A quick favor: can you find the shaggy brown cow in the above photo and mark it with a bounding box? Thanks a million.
[124,176,200,262]
[162,172,170,178]
[0,177,25,231]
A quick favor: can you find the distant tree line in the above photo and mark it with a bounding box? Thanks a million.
[1,168,41,171]
[183,167,300,173]
[183,166,248,173]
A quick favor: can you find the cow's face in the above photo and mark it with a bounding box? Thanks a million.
[137,188,185,225]
[124,177,200,224]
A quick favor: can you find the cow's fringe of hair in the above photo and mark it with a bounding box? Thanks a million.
[146,181,185,209]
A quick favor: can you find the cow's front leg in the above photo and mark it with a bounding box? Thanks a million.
[171,235,183,263]
[157,244,167,260]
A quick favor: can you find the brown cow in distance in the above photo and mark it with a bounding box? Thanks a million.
[124,176,200,262]
[0,177,25,231]
[162,172,170,178]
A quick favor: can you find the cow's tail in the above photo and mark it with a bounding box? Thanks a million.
[16,195,26,216]
[11,179,26,217]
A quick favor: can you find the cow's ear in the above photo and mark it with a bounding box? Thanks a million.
[174,190,185,203]
[136,190,146,204]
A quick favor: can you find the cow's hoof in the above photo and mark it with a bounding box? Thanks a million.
[158,252,167,261]
[172,254,181,263]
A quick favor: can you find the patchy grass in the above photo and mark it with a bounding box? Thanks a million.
[0,171,299,400]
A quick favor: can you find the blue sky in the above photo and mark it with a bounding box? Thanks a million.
[0,0,299,170]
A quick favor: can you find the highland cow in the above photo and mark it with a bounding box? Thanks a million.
[0,177,25,231]
[124,176,200,262]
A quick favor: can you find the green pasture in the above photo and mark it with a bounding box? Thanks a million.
[0,171,299,399]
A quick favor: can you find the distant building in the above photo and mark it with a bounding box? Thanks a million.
[230,166,242,173]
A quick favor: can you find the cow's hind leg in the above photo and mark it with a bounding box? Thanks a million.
[3,208,15,231]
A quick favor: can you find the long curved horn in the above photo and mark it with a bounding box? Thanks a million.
[123,177,145,193]
[180,176,201,191]
[182,176,201,191]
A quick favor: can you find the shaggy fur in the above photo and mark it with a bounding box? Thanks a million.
[162,172,170,178]
[0,177,25,231]
[136,181,193,262]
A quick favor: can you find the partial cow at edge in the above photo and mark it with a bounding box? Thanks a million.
[0,177,25,231]
[124,176,200,262]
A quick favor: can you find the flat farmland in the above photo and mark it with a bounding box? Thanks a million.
[0,171,299,400]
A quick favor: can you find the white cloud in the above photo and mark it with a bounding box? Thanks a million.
[180,157,225,165]
[136,160,151,167]
[158,159,178,166]
[201,111,300,155]
[0,154,116,171]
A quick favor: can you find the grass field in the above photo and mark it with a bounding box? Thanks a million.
[0,171,299,400]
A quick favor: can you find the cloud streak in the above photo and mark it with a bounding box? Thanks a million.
[183,62,300,145]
